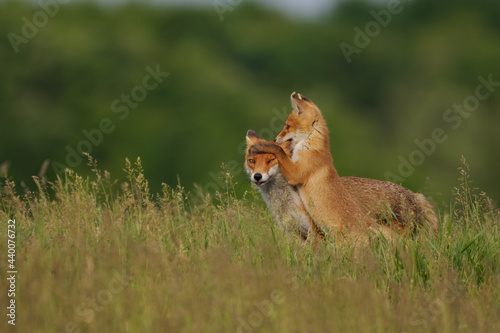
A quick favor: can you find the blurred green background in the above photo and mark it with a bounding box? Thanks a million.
[1,0,499,204]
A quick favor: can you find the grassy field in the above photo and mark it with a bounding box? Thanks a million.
[1,157,499,333]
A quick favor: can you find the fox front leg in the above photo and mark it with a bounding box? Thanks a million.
[248,143,285,157]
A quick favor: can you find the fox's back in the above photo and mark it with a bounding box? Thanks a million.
[341,176,437,235]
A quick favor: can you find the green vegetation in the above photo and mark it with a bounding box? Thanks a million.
[1,0,500,202]
[0,157,499,332]
[1,1,500,330]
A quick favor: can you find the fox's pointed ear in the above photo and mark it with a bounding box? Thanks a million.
[290,91,303,115]
[290,91,318,116]
[246,129,260,147]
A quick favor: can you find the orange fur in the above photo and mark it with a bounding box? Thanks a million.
[245,130,324,242]
[250,92,438,238]
[248,93,372,236]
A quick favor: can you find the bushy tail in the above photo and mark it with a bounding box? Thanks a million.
[415,193,438,237]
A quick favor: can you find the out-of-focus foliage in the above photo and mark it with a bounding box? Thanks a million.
[1,0,500,202]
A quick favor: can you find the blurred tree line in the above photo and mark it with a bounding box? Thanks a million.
[1,0,500,204]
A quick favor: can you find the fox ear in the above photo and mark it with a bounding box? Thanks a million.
[290,91,319,117]
[246,129,260,147]
[247,129,259,138]
[290,91,301,115]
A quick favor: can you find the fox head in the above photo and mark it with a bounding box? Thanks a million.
[275,92,328,152]
[245,130,282,186]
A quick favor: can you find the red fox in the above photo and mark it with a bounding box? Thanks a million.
[245,130,324,242]
[249,92,438,237]
[248,93,373,236]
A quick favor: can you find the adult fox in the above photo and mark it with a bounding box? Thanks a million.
[249,92,438,237]
[245,130,324,242]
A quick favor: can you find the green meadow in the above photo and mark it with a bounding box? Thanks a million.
[1,157,498,332]
[2,1,500,331]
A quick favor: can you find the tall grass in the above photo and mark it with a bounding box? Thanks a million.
[0,157,499,332]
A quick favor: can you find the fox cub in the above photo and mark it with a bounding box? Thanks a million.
[245,130,324,241]
[249,92,438,237]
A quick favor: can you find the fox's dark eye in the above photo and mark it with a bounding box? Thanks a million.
[268,158,275,164]
[285,124,291,130]
[248,158,255,164]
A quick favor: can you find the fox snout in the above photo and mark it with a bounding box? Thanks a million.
[252,172,268,186]
[251,171,274,186]
[275,136,293,146]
